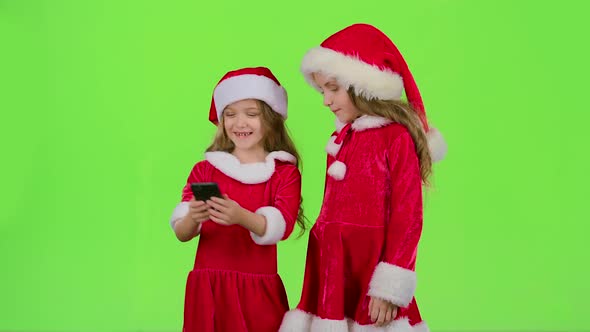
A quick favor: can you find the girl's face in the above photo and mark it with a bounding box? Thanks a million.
[312,72,362,124]
[223,99,265,152]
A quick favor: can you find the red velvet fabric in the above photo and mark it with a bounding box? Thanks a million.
[296,122,426,328]
[178,157,301,331]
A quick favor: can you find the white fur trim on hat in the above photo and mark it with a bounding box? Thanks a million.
[368,262,417,308]
[250,206,287,245]
[327,160,346,180]
[426,127,447,162]
[301,47,403,100]
[279,309,430,332]
[205,151,296,184]
[326,135,341,157]
[170,202,202,234]
[214,74,287,119]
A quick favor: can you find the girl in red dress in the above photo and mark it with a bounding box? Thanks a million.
[280,24,447,332]
[170,66,306,332]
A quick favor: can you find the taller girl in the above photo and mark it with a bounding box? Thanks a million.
[280,23,447,332]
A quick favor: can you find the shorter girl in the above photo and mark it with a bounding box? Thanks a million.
[169,67,306,332]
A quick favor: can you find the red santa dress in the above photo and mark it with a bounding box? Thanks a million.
[170,150,302,332]
[280,116,430,332]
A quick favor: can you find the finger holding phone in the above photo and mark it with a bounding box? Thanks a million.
[188,198,210,224]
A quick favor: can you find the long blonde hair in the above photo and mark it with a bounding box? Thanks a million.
[348,89,432,185]
[206,100,308,235]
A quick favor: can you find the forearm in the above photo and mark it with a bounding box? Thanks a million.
[173,214,201,242]
[238,209,267,237]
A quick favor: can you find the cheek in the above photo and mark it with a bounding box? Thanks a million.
[251,119,263,132]
[223,121,232,132]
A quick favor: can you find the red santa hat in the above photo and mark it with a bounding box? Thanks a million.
[209,67,288,125]
[300,23,447,162]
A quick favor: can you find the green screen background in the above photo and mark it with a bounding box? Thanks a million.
[1,0,588,331]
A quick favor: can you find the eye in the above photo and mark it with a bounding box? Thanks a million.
[247,112,259,117]
[224,112,236,118]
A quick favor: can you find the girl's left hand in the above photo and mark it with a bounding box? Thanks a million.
[369,296,397,327]
[206,194,246,226]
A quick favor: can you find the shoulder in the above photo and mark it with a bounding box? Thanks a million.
[358,121,413,145]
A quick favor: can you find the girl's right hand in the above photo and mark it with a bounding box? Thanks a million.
[189,198,210,223]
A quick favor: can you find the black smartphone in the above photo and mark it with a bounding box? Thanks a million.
[190,182,223,202]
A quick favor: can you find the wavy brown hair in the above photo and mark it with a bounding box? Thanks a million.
[348,88,432,185]
[206,100,308,235]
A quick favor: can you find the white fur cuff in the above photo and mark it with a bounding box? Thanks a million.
[368,262,417,307]
[170,202,189,228]
[251,206,287,245]
[170,201,202,234]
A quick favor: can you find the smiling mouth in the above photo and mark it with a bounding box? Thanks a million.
[234,132,253,137]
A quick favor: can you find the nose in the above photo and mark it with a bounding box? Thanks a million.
[323,93,333,107]
[235,113,247,127]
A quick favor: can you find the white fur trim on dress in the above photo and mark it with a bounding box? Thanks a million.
[214,74,288,119]
[279,309,429,332]
[205,151,296,184]
[426,127,447,163]
[333,116,392,133]
[169,202,202,233]
[335,118,347,133]
[301,47,404,101]
[326,135,341,157]
[250,206,287,245]
[279,309,312,332]
[352,116,393,132]
[368,262,417,308]
[327,160,346,180]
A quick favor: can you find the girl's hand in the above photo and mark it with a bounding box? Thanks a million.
[188,198,210,224]
[369,296,397,327]
[206,195,246,226]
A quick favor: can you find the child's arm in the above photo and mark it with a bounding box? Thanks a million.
[172,199,208,242]
[169,164,208,242]
[367,131,423,309]
[249,165,301,245]
[206,165,302,245]
[206,196,267,236]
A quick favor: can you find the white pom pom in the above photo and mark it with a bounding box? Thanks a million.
[327,160,346,180]
[427,127,447,162]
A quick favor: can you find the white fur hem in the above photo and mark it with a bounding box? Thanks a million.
[170,202,202,233]
[214,74,287,119]
[426,127,447,162]
[250,206,287,245]
[327,160,346,180]
[368,262,417,307]
[326,135,341,157]
[279,308,312,331]
[205,151,296,184]
[280,309,429,332]
[301,47,403,101]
